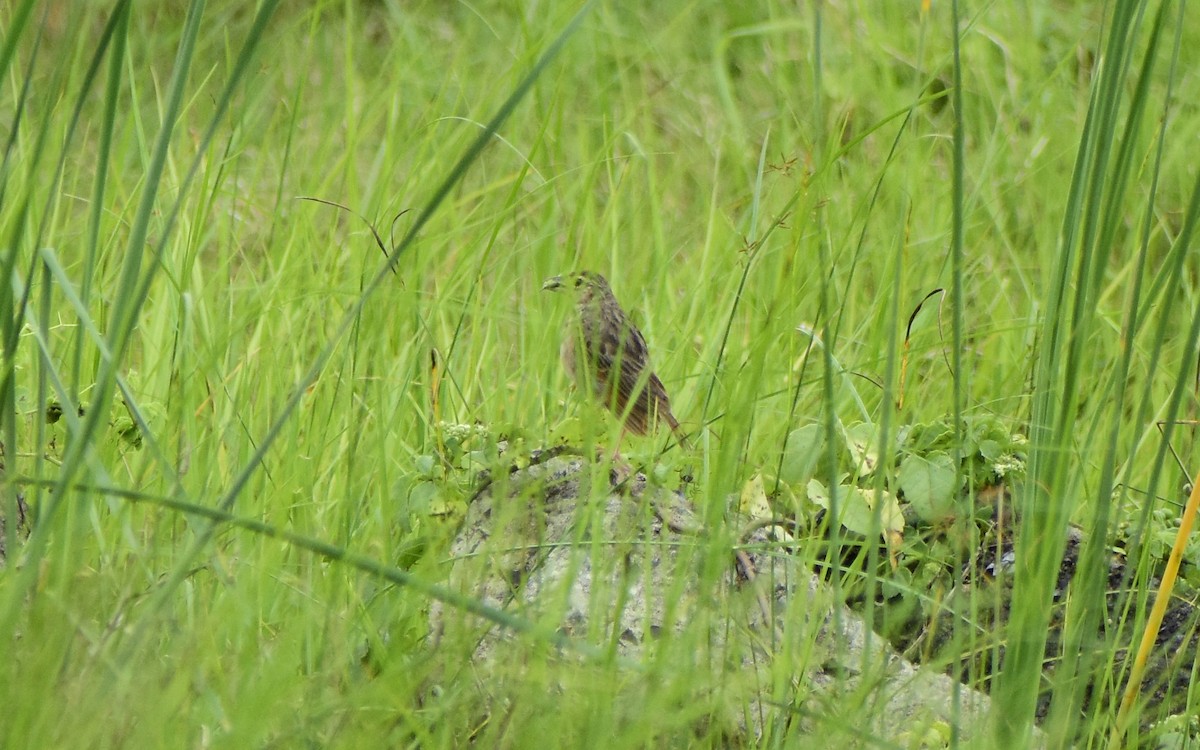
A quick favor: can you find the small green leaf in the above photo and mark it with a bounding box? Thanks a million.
[807,480,902,541]
[460,450,489,470]
[781,424,825,484]
[899,421,952,453]
[739,473,772,519]
[414,454,438,478]
[899,452,958,522]
[407,480,439,514]
[844,421,880,476]
[806,477,835,509]
[874,489,905,535]
[839,488,875,537]
[839,487,904,539]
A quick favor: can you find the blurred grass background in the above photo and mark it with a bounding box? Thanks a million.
[1,0,1198,746]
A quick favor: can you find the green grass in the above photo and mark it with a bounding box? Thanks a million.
[2,0,1199,747]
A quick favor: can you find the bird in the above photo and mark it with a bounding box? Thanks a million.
[542,271,689,450]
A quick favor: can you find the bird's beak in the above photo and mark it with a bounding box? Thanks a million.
[542,275,565,291]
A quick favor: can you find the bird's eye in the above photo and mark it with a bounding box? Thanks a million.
[574,276,583,287]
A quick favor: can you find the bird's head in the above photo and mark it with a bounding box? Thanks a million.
[541,271,612,297]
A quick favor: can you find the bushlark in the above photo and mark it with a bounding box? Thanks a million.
[542,271,688,449]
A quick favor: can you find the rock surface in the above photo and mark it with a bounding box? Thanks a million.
[430,454,1010,745]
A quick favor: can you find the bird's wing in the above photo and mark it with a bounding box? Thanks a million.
[590,321,662,435]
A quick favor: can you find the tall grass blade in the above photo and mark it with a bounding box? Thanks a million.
[993,3,1153,744]
[125,1,596,653]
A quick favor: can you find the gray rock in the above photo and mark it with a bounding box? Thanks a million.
[430,455,1015,745]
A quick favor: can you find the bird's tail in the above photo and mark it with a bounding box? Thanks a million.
[665,411,692,451]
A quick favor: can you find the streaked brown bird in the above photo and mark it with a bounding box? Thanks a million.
[543,271,688,449]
